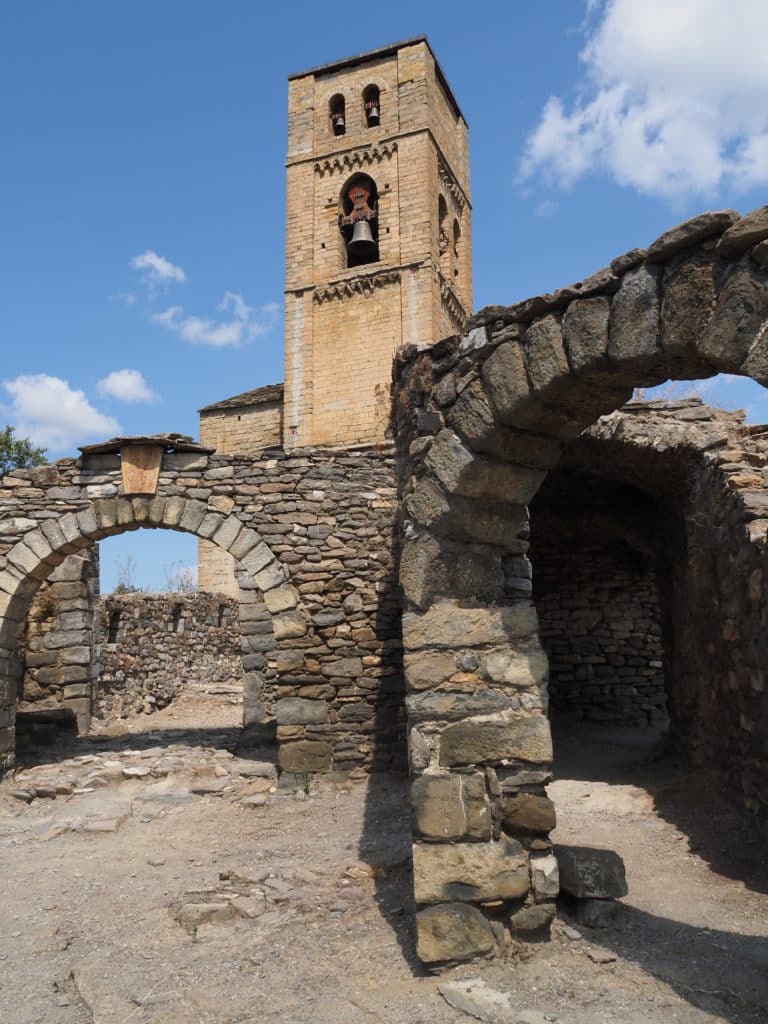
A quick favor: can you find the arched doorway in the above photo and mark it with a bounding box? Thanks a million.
[394,208,768,963]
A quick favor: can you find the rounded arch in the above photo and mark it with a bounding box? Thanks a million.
[395,208,768,965]
[363,83,380,127]
[452,217,461,278]
[0,496,310,771]
[329,93,346,136]
[339,172,379,269]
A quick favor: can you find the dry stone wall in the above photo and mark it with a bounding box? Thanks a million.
[0,444,404,779]
[95,593,243,718]
[531,477,666,726]
[19,549,99,731]
[534,542,665,726]
[393,207,768,965]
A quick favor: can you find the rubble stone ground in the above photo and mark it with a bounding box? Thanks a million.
[2,692,767,1024]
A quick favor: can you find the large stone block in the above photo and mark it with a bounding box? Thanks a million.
[479,644,548,689]
[524,315,569,393]
[646,210,738,261]
[661,254,716,358]
[439,714,552,767]
[403,601,539,651]
[276,697,327,726]
[406,688,511,723]
[403,649,457,691]
[716,205,768,259]
[271,611,306,640]
[556,845,628,899]
[699,262,768,370]
[608,263,664,380]
[278,740,332,773]
[502,793,556,834]
[562,296,610,376]
[263,584,298,614]
[424,429,546,504]
[411,771,491,842]
[399,533,504,609]
[416,903,496,964]
[412,836,529,903]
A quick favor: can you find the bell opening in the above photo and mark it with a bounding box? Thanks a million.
[340,173,380,269]
[363,85,381,129]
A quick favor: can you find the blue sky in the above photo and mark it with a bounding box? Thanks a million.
[2,1,767,590]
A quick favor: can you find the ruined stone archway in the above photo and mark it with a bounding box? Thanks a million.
[0,494,308,773]
[394,208,768,964]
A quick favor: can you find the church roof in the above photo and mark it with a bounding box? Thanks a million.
[198,383,284,414]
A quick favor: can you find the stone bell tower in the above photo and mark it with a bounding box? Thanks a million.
[283,36,472,449]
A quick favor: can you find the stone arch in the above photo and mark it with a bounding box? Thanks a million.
[393,207,768,965]
[0,495,308,773]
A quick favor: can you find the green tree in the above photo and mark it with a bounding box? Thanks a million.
[0,425,47,478]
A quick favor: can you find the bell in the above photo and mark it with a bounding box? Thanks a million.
[367,104,380,126]
[348,220,377,260]
[331,112,345,135]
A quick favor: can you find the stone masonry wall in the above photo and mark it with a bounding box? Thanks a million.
[20,548,99,731]
[534,542,665,726]
[95,592,243,719]
[0,444,404,778]
[392,206,768,965]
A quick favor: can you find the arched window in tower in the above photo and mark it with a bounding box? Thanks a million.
[363,85,380,127]
[329,94,346,136]
[452,218,461,278]
[339,173,379,269]
[438,195,450,276]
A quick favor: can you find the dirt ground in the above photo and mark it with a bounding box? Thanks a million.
[2,695,767,1024]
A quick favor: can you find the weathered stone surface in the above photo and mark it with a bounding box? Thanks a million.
[413,837,528,904]
[530,853,559,897]
[424,429,546,504]
[610,247,646,275]
[403,602,539,651]
[646,210,738,261]
[556,846,628,899]
[699,262,768,369]
[403,649,457,690]
[439,715,552,767]
[481,341,534,422]
[438,978,516,1022]
[278,740,332,773]
[524,316,569,394]
[411,771,491,841]
[608,264,663,375]
[479,645,548,689]
[508,901,556,936]
[562,297,610,376]
[406,688,511,723]
[416,903,496,964]
[751,239,768,269]
[276,697,327,726]
[661,254,716,357]
[502,793,556,834]
[717,205,768,259]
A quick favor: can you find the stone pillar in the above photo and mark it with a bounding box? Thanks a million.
[21,547,99,732]
[403,596,557,966]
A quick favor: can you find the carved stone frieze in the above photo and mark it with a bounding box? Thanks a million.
[315,142,398,178]
[314,268,401,303]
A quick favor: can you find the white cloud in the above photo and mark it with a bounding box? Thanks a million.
[520,0,768,201]
[2,374,121,452]
[97,369,157,403]
[130,249,186,285]
[152,292,279,347]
